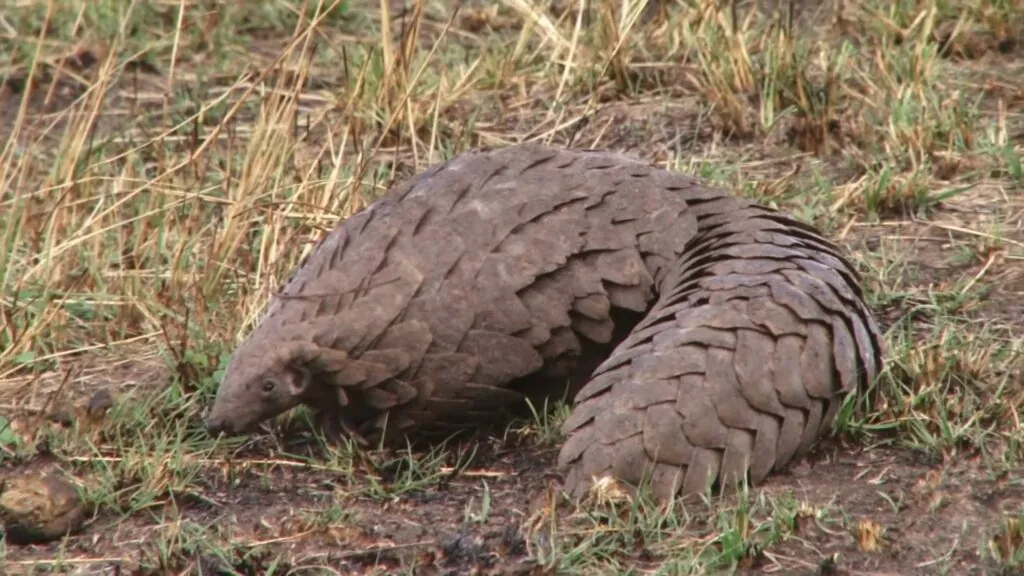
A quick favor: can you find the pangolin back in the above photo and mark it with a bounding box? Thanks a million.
[220,143,885,501]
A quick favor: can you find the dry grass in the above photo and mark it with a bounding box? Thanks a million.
[1,0,1023,573]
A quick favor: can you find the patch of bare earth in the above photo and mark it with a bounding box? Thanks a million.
[5,439,1019,574]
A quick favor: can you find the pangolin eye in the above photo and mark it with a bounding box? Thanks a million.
[261,380,277,393]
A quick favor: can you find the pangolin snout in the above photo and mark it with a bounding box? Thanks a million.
[204,414,229,435]
[204,411,243,436]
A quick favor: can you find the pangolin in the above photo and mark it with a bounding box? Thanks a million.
[205,143,885,501]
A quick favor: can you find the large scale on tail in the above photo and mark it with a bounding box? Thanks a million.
[205,143,885,501]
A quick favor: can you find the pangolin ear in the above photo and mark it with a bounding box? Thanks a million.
[284,365,312,397]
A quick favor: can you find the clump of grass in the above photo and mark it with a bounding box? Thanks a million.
[523,477,839,573]
[841,316,1022,457]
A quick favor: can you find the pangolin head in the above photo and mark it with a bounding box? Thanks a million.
[205,339,315,436]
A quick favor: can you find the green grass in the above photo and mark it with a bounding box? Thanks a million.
[1,0,1023,573]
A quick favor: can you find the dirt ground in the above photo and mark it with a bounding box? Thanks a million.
[5,431,1022,574]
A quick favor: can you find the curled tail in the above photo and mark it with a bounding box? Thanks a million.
[557,197,884,501]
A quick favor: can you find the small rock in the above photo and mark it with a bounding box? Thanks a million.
[86,388,116,418]
[0,468,88,544]
[47,403,75,428]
